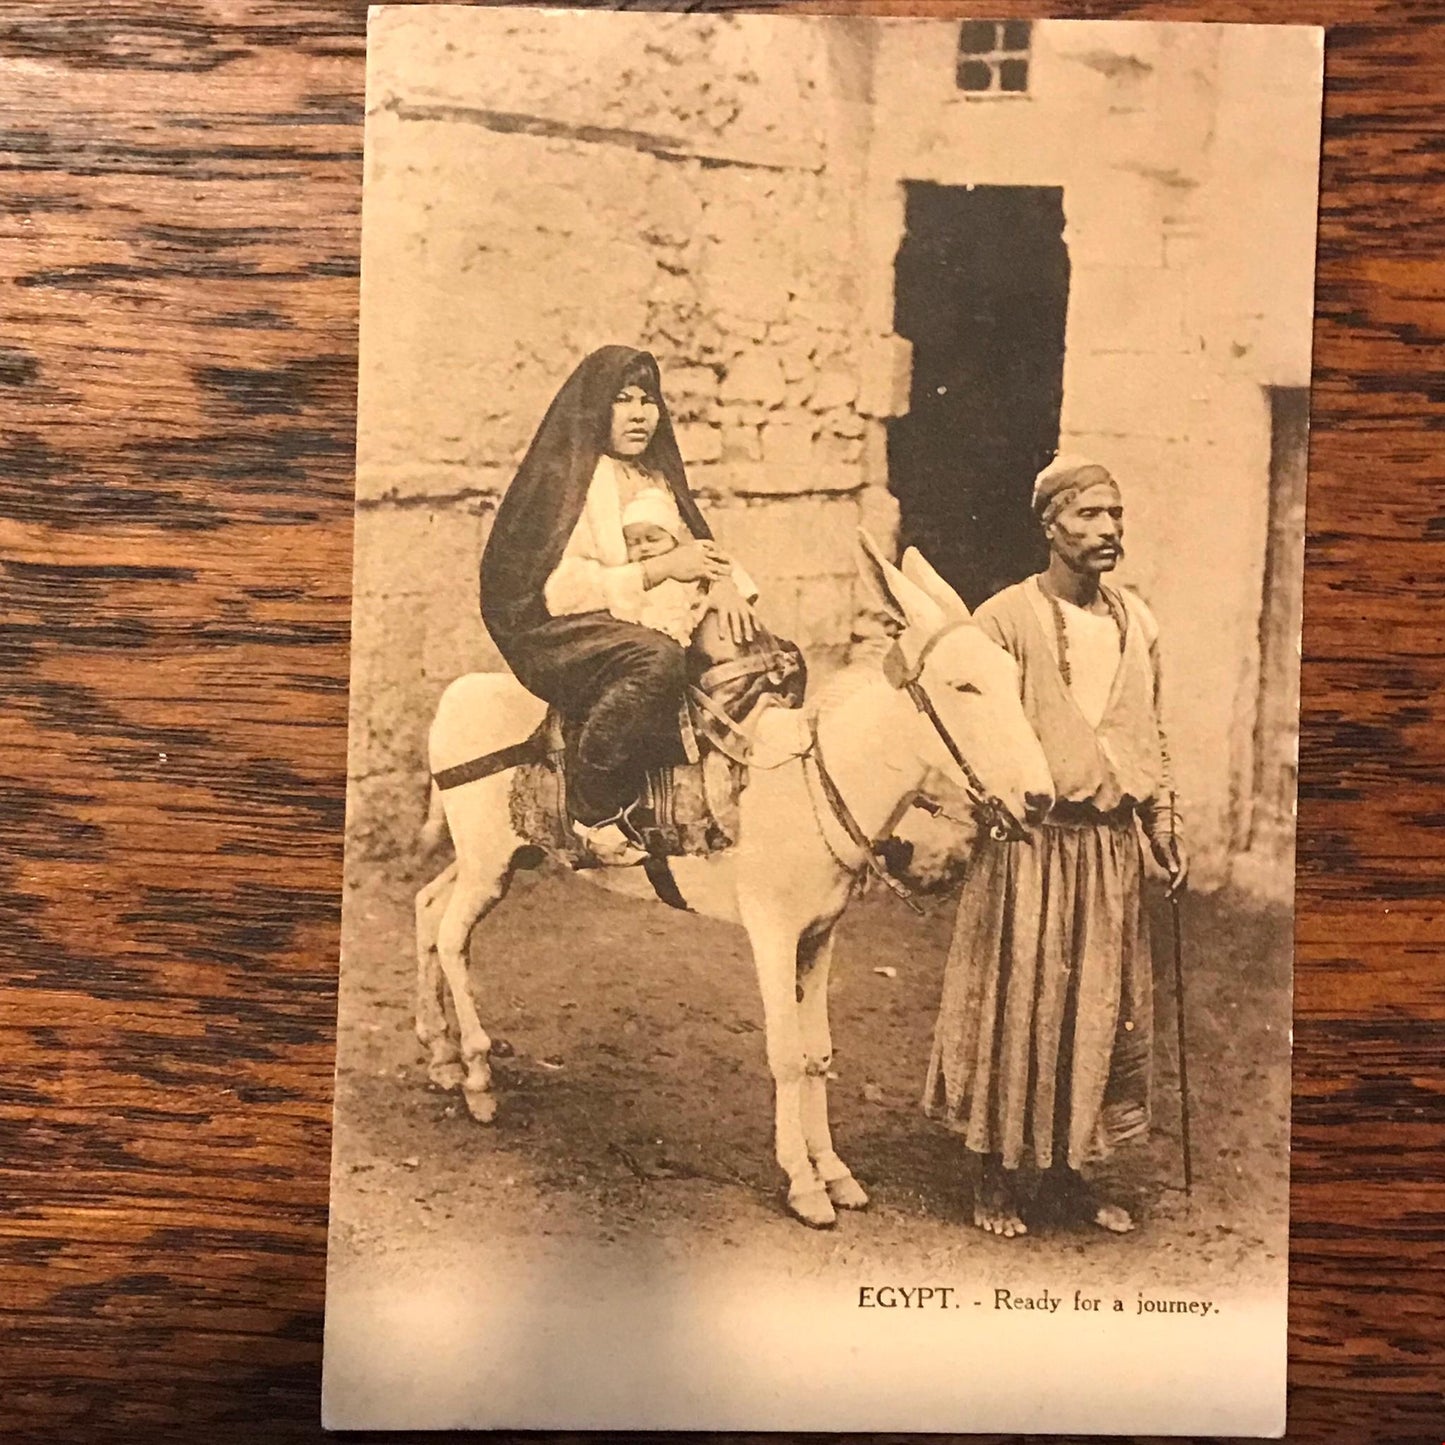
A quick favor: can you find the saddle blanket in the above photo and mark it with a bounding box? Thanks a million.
[508,710,744,865]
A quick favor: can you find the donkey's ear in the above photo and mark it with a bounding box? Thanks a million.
[856,529,946,633]
[900,547,971,622]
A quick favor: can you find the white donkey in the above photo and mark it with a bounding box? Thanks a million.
[414,535,1053,1228]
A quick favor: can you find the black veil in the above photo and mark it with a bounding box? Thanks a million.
[480,345,711,653]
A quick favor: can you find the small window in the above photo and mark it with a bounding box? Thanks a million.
[956,19,1032,95]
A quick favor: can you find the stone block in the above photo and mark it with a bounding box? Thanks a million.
[721,425,762,464]
[778,344,816,384]
[649,266,698,316]
[808,367,858,411]
[857,334,913,419]
[815,432,863,468]
[352,507,436,601]
[719,351,787,408]
[715,462,769,496]
[860,421,891,488]
[664,364,718,410]
[691,317,726,363]
[675,421,723,465]
[761,417,817,471]
[712,309,772,345]
[821,406,866,440]
[1164,231,1205,274]
[857,484,901,557]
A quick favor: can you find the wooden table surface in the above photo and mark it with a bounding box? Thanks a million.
[1,2,1440,1441]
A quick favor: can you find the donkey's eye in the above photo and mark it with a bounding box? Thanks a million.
[950,680,981,695]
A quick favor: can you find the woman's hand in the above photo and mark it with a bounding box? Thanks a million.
[705,577,759,646]
[652,540,732,585]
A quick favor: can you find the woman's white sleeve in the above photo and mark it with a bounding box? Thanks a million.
[543,512,646,620]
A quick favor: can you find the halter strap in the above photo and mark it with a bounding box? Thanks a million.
[806,711,923,913]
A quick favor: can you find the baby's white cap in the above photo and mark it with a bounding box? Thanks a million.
[621,488,682,536]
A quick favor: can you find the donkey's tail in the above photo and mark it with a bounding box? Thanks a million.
[418,778,451,860]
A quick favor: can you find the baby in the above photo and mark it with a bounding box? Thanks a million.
[620,489,708,647]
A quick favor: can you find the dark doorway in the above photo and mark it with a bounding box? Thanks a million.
[888,183,1070,609]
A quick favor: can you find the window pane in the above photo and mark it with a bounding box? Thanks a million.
[1001,19,1032,51]
[999,58,1029,92]
[957,58,995,91]
[959,20,1000,54]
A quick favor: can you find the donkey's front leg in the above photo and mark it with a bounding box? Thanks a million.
[798,927,868,1211]
[746,918,835,1229]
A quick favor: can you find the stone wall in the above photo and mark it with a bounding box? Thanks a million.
[351,11,1320,891]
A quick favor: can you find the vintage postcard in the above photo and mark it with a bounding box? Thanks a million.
[324,8,1323,1434]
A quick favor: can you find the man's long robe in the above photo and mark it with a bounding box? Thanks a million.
[924,577,1177,1171]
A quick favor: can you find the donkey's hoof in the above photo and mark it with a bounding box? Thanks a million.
[463,1087,498,1124]
[787,1187,837,1230]
[824,1173,870,1211]
[427,1059,466,1091]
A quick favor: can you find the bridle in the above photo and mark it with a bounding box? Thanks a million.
[802,619,1028,912]
[882,621,1027,845]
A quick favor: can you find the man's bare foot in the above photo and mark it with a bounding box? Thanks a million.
[1050,1167,1135,1234]
[972,1156,1028,1238]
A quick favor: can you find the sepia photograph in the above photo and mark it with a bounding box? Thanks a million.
[323,8,1323,1434]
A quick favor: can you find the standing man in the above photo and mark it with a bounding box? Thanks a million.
[924,456,1188,1237]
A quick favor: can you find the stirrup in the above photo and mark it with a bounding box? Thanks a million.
[572,818,647,867]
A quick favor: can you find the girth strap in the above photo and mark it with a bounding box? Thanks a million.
[433,731,544,791]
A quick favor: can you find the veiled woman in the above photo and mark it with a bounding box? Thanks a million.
[480,345,760,865]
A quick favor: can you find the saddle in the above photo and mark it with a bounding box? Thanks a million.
[508,622,806,871]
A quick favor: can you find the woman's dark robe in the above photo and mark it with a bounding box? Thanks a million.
[478,346,712,823]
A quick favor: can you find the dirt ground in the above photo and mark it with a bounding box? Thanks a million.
[327,853,1292,1298]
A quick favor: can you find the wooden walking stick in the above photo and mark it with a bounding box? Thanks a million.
[1169,792,1193,1195]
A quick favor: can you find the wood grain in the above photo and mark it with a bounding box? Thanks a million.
[1,2,1441,1440]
